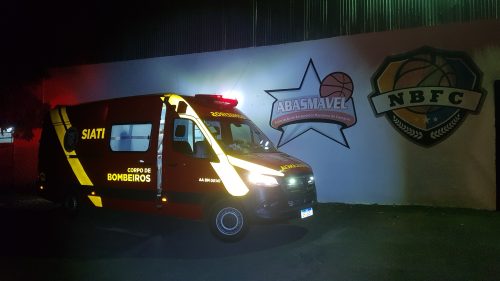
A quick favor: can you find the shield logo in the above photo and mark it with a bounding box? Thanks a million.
[369,46,486,146]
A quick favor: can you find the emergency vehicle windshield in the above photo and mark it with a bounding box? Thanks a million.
[204,119,278,154]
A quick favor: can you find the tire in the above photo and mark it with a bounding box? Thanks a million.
[62,192,80,217]
[209,200,248,242]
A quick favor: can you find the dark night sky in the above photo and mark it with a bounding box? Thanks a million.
[3,1,151,67]
[1,1,192,85]
[2,1,100,82]
[2,1,238,69]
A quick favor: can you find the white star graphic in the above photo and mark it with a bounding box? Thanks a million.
[266,59,356,148]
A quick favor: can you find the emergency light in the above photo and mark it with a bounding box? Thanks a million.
[195,94,238,107]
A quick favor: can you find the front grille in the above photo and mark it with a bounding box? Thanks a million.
[283,174,315,193]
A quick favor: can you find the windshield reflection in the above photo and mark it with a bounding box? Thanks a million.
[204,119,277,154]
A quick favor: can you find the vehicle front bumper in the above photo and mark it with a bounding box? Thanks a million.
[243,184,317,221]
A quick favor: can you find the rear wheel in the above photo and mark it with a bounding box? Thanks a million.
[209,201,248,242]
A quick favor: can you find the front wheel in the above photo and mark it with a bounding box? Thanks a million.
[209,201,248,242]
[61,191,80,217]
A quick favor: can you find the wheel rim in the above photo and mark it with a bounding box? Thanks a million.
[215,207,244,236]
[66,195,77,211]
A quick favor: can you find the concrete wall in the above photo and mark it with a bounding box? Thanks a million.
[43,20,499,209]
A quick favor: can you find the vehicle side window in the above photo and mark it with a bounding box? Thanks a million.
[205,120,222,140]
[0,127,14,144]
[110,123,152,152]
[173,118,215,159]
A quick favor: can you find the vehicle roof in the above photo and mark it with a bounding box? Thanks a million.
[56,93,247,119]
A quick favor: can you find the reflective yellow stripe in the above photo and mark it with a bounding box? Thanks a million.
[210,160,249,196]
[166,94,250,196]
[227,156,284,177]
[50,107,94,186]
[88,195,103,207]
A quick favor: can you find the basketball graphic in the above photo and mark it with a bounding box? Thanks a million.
[320,72,353,99]
[393,54,456,114]
[369,46,485,146]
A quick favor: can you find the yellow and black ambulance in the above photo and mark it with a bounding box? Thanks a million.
[38,94,317,241]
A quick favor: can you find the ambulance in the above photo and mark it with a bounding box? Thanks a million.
[38,94,317,241]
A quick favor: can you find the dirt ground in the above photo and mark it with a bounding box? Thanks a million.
[1,194,500,281]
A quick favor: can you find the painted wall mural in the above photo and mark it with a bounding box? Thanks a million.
[266,59,357,148]
[42,20,499,210]
[369,46,486,146]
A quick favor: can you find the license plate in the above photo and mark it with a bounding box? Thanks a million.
[300,207,313,219]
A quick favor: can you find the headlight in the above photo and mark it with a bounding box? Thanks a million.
[247,172,279,187]
[307,176,314,185]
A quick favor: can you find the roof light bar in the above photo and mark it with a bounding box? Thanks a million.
[195,94,238,107]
